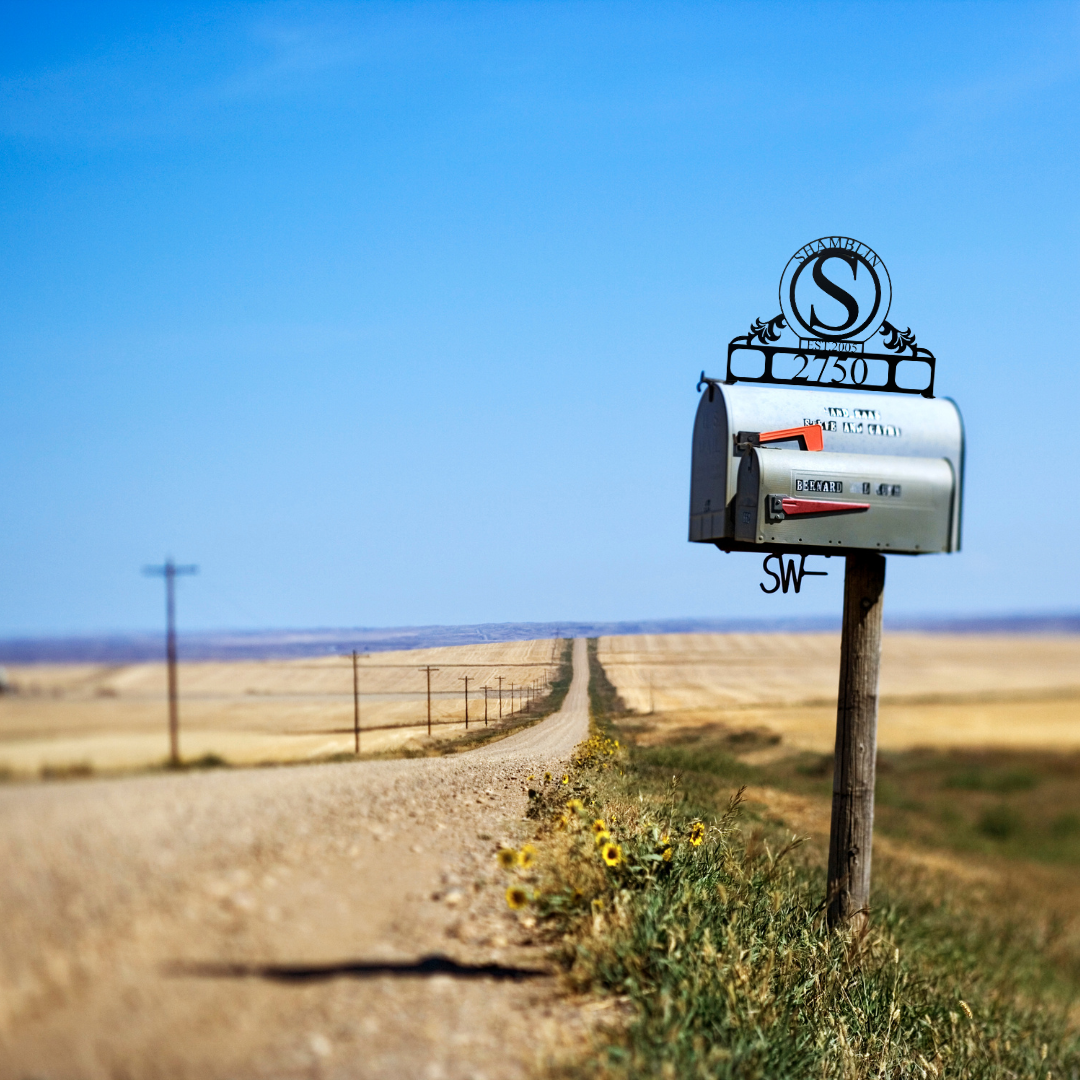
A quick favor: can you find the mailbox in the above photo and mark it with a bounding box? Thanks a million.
[690,383,964,555]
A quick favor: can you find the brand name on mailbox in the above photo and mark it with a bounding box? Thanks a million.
[802,416,902,437]
[795,478,903,497]
[795,479,844,493]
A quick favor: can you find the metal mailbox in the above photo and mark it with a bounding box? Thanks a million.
[687,236,971,929]
[690,383,964,555]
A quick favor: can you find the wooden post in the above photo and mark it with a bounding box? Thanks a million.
[827,551,886,930]
[422,665,439,737]
[461,674,470,730]
[352,650,360,754]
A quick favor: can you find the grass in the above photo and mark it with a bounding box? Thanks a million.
[515,641,1080,1079]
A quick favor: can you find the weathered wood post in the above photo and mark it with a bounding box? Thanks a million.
[826,551,886,930]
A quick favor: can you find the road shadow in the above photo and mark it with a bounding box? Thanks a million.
[165,952,549,984]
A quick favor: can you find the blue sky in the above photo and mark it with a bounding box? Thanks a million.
[1,1,1078,634]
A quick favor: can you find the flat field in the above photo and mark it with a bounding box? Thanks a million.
[598,631,1080,754]
[0,638,562,776]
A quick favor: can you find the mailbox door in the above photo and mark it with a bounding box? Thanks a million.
[690,383,964,552]
[734,448,955,554]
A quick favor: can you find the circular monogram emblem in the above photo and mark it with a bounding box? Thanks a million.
[779,237,891,343]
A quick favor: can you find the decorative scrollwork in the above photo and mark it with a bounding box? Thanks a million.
[749,313,786,344]
[878,321,917,354]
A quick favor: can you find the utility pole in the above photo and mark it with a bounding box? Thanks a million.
[143,558,198,767]
[496,675,504,719]
[460,675,470,730]
[422,665,439,737]
[826,552,886,931]
[482,685,489,726]
[352,650,361,754]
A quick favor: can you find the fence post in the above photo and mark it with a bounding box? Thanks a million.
[422,665,439,737]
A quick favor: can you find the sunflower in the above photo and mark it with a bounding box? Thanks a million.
[594,830,611,847]
[601,842,623,867]
[662,846,673,862]
[567,798,584,813]
[519,843,537,869]
[688,821,706,846]
[497,847,518,870]
[591,818,607,835]
[562,774,569,785]
[556,811,570,830]
[506,885,529,910]
[544,772,552,783]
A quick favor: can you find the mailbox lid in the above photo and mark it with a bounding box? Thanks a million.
[690,382,964,549]
[735,448,955,554]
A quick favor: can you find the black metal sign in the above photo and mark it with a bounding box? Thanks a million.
[726,237,936,397]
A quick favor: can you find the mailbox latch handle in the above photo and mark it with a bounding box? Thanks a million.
[772,496,871,518]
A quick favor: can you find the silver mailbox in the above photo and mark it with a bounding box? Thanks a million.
[690,383,964,555]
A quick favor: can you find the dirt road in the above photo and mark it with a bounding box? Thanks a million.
[0,639,591,1080]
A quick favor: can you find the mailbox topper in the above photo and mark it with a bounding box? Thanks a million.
[690,238,964,560]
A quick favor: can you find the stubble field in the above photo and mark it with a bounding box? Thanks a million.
[597,631,1080,755]
[0,638,562,777]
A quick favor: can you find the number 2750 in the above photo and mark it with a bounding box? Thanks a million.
[792,354,868,385]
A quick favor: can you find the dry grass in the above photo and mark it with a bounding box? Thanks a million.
[599,632,1080,753]
[0,638,562,775]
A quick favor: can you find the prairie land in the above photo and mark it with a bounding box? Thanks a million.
[598,632,1080,755]
[0,638,563,776]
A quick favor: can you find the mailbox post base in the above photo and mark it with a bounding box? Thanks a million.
[826,551,886,930]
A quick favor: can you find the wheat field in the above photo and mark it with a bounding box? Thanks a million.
[598,632,1080,754]
[0,638,563,775]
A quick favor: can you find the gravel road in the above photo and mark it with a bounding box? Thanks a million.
[0,638,592,1080]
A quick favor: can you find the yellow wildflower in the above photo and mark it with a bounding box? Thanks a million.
[688,821,706,846]
[544,772,552,783]
[662,847,673,862]
[519,843,537,869]
[562,774,569,785]
[601,842,623,867]
[497,847,518,870]
[567,798,584,813]
[594,830,611,847]
[591,818,607,835]
[506,885,529,910]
